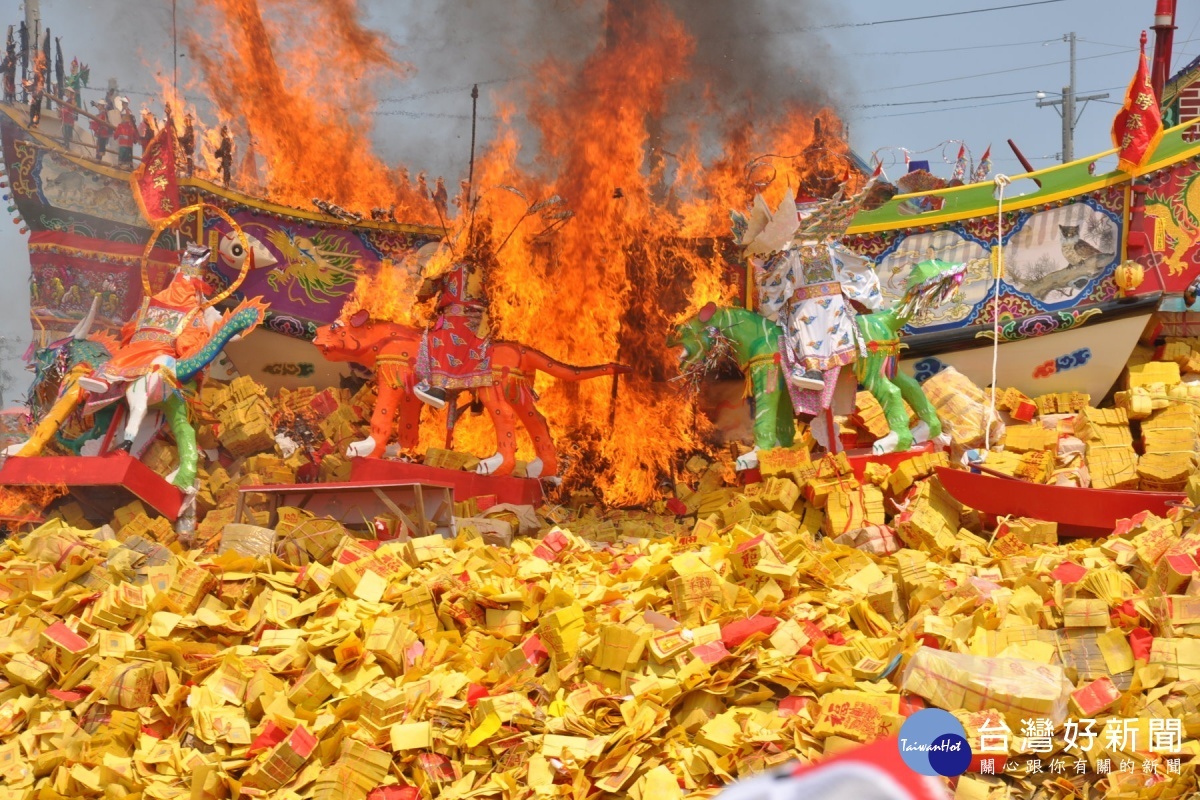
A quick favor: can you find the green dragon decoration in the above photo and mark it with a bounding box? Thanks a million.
[9,298,267,489]
[671,259,966,458]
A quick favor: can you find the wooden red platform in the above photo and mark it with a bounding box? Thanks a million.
[934,466,1186,537]
[349,458,545,507]
[0,453,185,522]
[237,478,455,536]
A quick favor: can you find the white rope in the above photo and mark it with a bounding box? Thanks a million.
[986,174,1011,452]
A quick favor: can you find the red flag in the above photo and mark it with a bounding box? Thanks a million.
[130,124,180,222]
[1112,31,1164,174]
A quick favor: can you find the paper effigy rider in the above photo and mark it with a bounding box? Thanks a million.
[734,192,882,416]
[413,258,493,409]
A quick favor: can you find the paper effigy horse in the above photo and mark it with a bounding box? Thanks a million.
[8,295,266,489]
[313,310,631,478]
[6,205,266,494]
[671,259,965,459]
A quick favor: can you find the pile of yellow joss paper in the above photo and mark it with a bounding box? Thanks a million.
[0,432,1196,800]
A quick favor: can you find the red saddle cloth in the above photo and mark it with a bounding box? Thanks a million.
[424,262,492,390]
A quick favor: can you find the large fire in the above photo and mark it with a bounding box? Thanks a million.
[177,0,858,505]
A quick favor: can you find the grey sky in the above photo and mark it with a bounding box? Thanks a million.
[0,0,1191,404]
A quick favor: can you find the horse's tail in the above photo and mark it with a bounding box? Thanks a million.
[519,346,632,382]
[178,297,268,382]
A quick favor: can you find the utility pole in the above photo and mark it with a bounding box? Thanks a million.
[1036,32,1110,163]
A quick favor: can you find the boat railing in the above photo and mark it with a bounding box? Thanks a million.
[847,118,1200,235]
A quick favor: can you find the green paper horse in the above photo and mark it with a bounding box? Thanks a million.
[670,259,965,461]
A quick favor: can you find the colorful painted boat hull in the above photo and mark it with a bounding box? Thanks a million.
[934,466,1184,538]
[900,294,1160,400]
[844,120,1200,302]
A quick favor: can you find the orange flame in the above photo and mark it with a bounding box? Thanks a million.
[0,484,67,522]
[180,0,857,505]
[177,0,434,220]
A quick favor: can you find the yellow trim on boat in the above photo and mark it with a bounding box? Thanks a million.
[180,179,445,236]
[845,119,1200,235]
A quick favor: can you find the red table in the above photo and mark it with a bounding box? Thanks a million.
[0,453,184,522]
[349,457,544,507]
[236,478,455,537]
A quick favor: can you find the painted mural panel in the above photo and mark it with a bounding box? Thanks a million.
[874,230,990,328]
[196,199,440,338]
[34,150,143,227]
[844,191,1124,333]
[1144,159,1200,286]
[1002,203,1118,304]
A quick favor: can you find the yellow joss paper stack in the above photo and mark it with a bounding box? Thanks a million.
[1073,407,1139,490]
[211,376,278,457]
[1034,391,1090,416]
[1138,403,1200,492]
[921,367,1005,449]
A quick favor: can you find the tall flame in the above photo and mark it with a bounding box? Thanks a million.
[180,0,858,505]
[178,0,434,219]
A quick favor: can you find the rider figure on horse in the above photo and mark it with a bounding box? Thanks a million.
[736,189,883,418]
[78,243,221,450]
[412,239,494,409]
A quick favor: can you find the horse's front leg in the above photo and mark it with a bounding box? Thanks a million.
[861,357,911,455]
[347,382,405,458]
[749,366,795,452]
[476,385,517,477]
[509,386,557,479]
[161,394,199,490]
[893,370,948,447]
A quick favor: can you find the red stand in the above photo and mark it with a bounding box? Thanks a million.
[349,458,545,507]
[737,441,939,486]
[0,453,185,522]
[935,465,1186,537]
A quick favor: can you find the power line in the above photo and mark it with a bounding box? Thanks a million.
[1177,16,1200,72]
[859,97,1034,120]
[1076,38,1141,50]
[1081,35,1199,51]
[867,49,1132,93]
[768,0,1069,35]
[852,36,1200,59]
[378,75,521,104]
[849,39,1056,56]
[858,84,1121,120]
[854,90,1039,109]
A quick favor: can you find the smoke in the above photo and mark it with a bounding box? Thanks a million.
[34,0,849,189]
[662,0,843,111]
[366,0,847,180]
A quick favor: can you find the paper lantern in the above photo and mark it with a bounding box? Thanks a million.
[1115,260,1144,296]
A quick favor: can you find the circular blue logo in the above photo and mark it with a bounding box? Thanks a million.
[897,708,973,777]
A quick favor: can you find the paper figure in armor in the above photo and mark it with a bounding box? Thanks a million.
[733,191,882,417]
